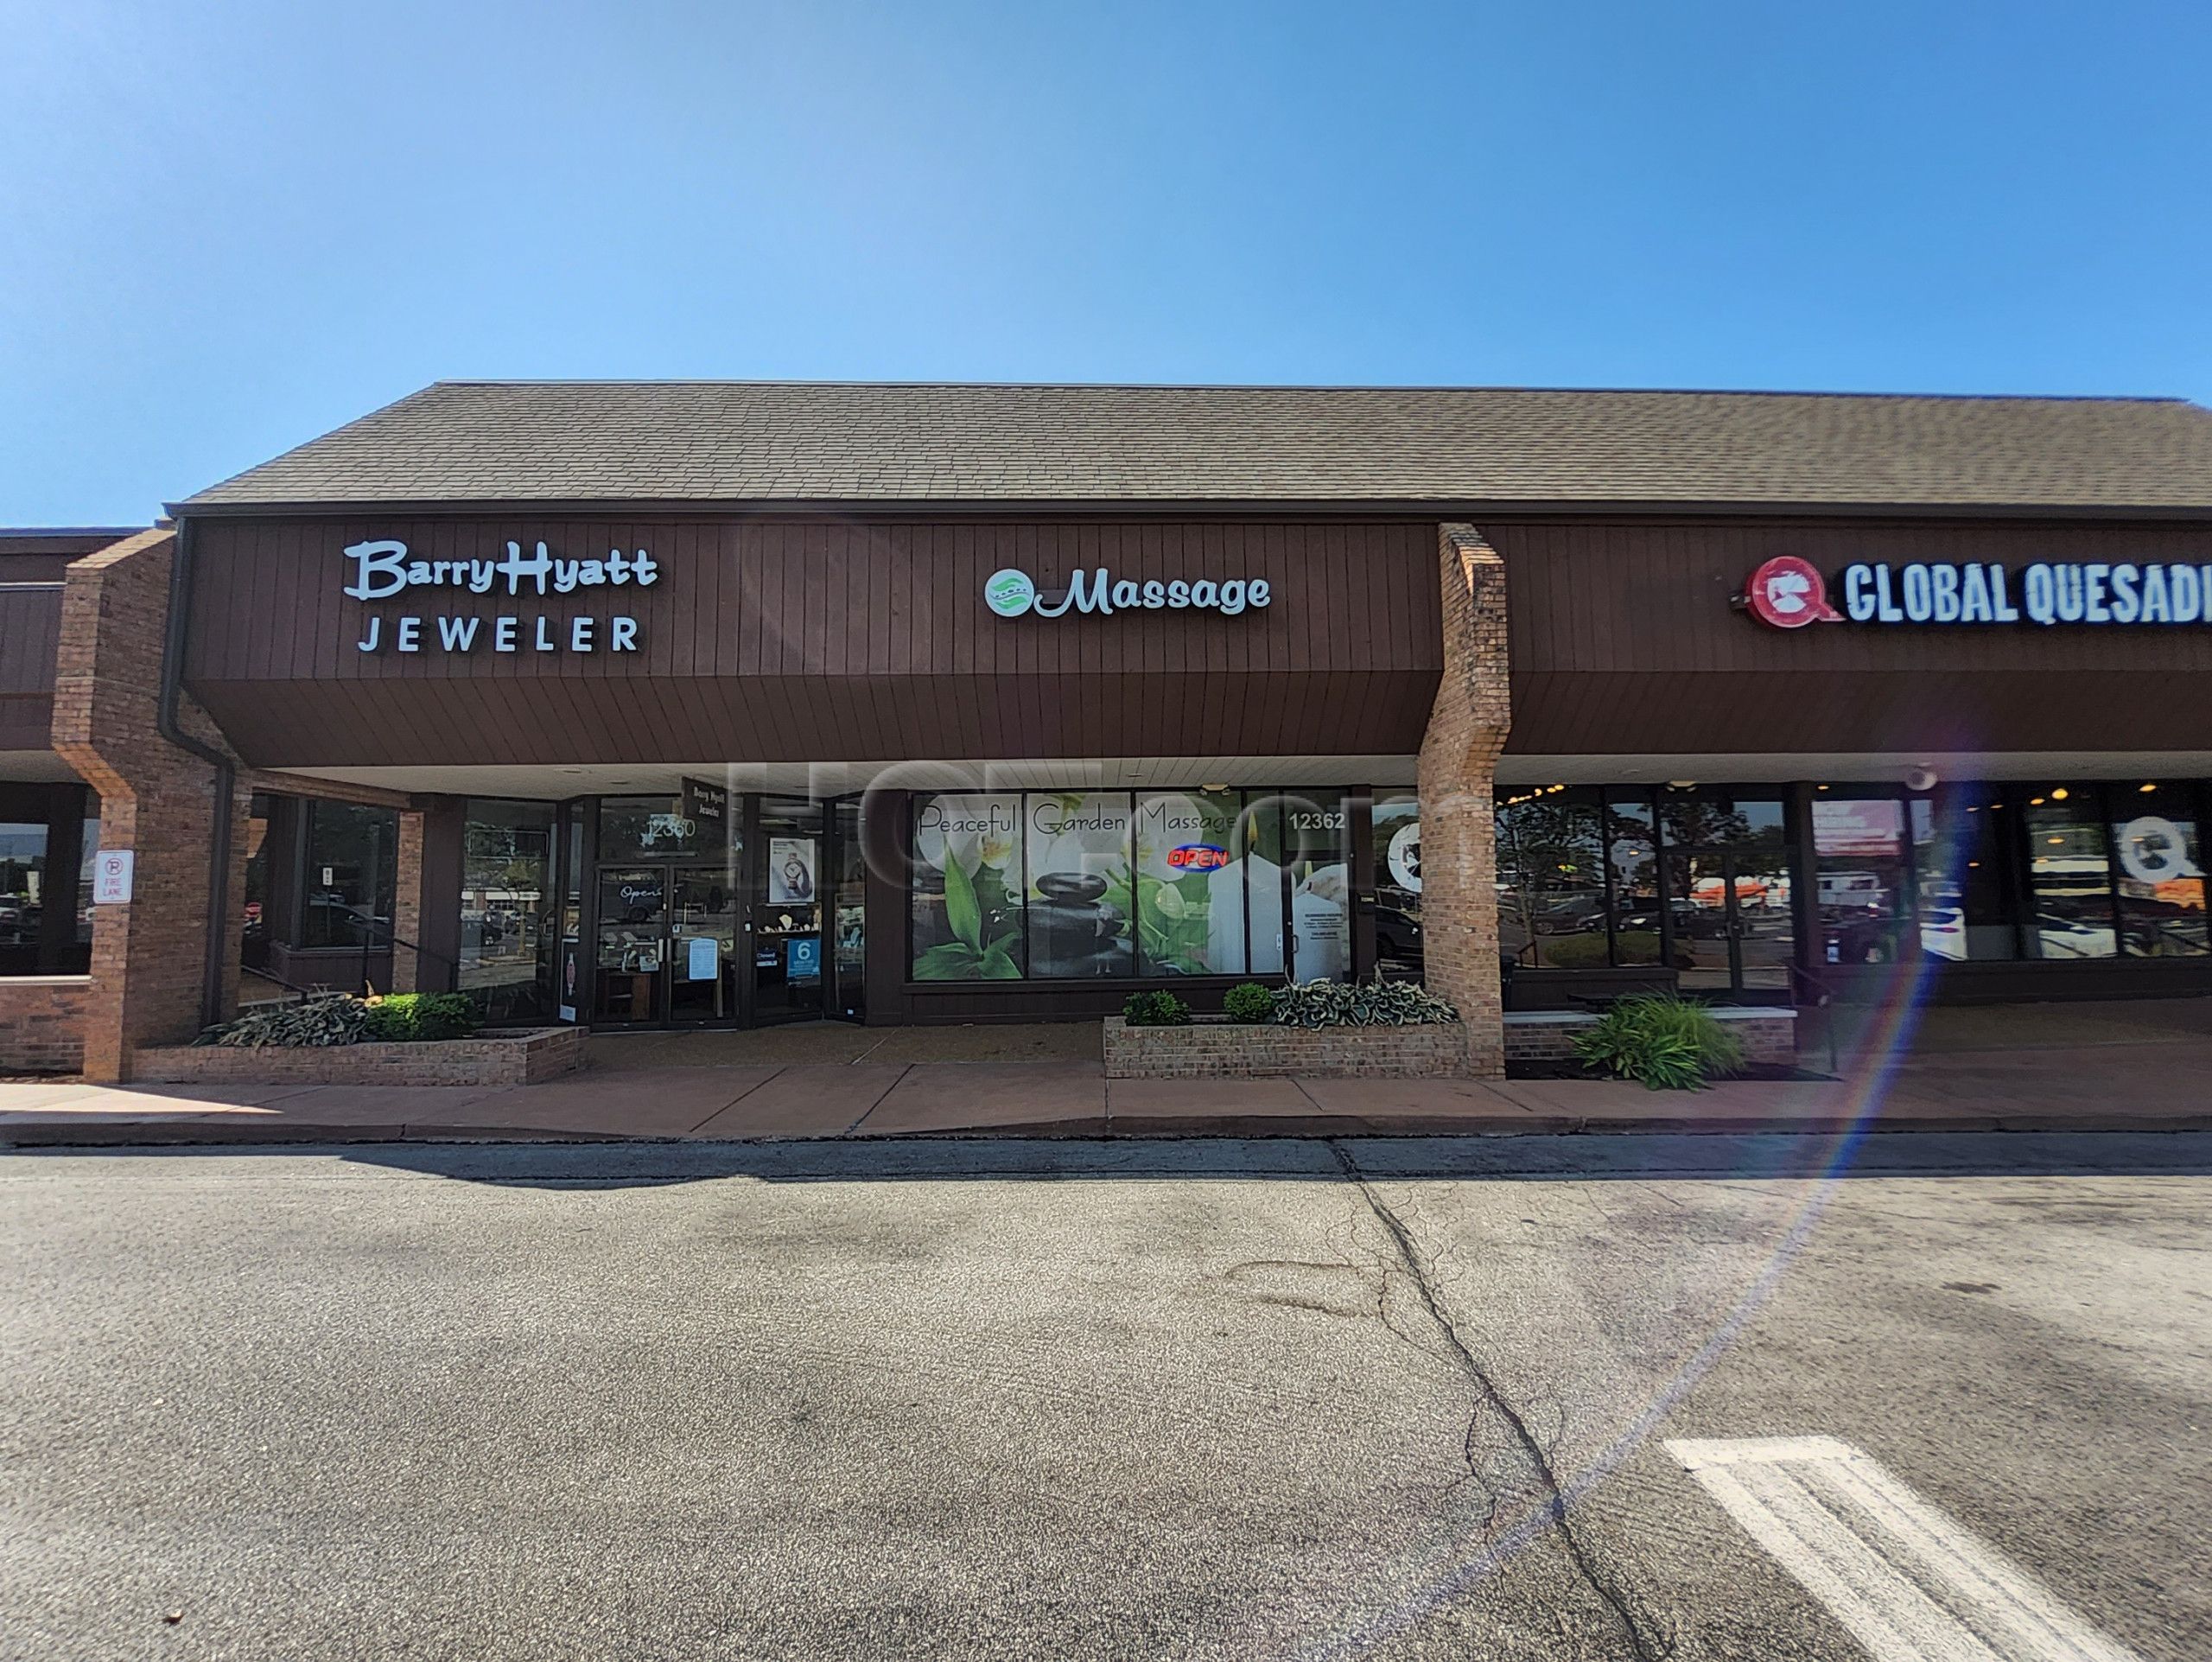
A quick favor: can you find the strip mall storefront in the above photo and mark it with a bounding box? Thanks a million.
[7,383,2212,1080]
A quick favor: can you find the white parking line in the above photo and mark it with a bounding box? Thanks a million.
[1665,1436,2144,1662]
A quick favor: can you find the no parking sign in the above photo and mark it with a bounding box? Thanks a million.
[92,849,134,905]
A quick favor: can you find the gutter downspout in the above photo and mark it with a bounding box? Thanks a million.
[156,517,235,1031]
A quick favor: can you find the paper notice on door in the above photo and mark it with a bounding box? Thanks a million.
[685,935,719,981]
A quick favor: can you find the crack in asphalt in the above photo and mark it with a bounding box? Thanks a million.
[1327,1140,1673,1662]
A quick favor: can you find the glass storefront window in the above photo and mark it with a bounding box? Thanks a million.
[2111,784,2209,957]
[1912,790,2016,960]
[239,795,270,969]
[1603,793,1661,965]
[1812,795,1910,965]
[597,795,728,863]
[1495,792,1607,970]
[300,801,397,948]
[833,799,867,1019]
[1279,792,1351,981]
[911,793,1025,980]
[461,800,555,1020]
[1372,792,1422,982]
[2024,786,2116,959]
[1025,793,1135,978]
[75,799,100,948]
[0,822,48,961]
[1662,793,1786,850]
[1135,790,1253,976]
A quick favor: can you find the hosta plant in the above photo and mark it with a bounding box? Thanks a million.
[1270,977,1459,1028]
[194,995,368,1048]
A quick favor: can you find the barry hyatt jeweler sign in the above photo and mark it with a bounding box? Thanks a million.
[1743,555,2212,629]
[345,538,657,654]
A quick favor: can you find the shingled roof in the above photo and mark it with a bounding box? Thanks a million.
[180,381,2212,513]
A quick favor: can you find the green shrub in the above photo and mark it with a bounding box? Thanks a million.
[1122,990,1192,1027]
[194,994,368,1048]
[1271,977,1459,1028]
[1571,995,1745,1090]
[1221,982,1275,1023]
[361,992,482,1044]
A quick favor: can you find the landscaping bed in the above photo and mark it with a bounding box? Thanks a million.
[1106,980,1471,1079]
[135,1025,582,1087]
[132,992,584,1087]
[1105,1016,1472,1079]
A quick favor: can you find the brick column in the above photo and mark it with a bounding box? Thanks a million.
[1415,524,1511,1078]
[389,809,427,993]
[51,530,254,1081]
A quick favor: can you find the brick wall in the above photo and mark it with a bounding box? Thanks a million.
[1104,1017,1472,1079]
[1415,524,1512,1077]
[1503,1010,1798,1066]
[0,977,90,1073]
[50,531,256,1081]
[134,1024,582,1087]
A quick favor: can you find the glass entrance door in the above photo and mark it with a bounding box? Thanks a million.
[1667,848,1795,998]
[592,863,741,1026]
[751,799,824,1023]
[669,867,739,1022]
[594,866,670,1023]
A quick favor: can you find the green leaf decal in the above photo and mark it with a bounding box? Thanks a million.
[942,846,982,952]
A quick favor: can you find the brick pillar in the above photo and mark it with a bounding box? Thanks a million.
[1415,524,1511,1078]
[51,530,253,1081]
[389,809,427,993]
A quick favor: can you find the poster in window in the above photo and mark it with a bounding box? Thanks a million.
[768,837,817,903]
[911,793,1025,981]
[684,934,720,982]
[556,937,582,1022]
[1025,793,1134,977]
[1135,792,1262,976]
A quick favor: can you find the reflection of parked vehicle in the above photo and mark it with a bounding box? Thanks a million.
[2035,914,2116,958]
[1918,907,1965,960]
[1611,901,1730,939]
[1375,900,1422,966]
[1821,907,1897,964]
[1818,871,1887,908]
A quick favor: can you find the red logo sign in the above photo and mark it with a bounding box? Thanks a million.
[1167,844,1229,870]
[1744,556,1843,628]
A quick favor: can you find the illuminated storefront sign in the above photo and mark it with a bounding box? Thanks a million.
[345,538,656,654]
[984,566,1273,619]
[1743,555,2212,629]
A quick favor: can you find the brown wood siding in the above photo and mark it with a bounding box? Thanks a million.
[1493,519,2212,755]
[183,518,1443,767]
[0,585,62,752]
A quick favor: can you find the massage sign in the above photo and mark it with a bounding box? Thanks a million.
[345,538,657,653]
[1741,554,2212,630]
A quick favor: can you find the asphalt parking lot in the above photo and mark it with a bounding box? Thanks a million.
[3,1132,2206,1660]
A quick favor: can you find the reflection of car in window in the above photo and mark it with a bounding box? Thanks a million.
[1917,907,1966,960]
[2035,914,2116,958]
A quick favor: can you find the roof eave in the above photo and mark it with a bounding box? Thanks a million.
[166,494,2212,524]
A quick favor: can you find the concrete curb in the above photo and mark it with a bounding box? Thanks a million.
[7,1111,2210,1147]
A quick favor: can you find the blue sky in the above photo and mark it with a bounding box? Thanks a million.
[4,0,2208,523]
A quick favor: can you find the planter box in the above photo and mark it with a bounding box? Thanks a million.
[1503,1006,1796,1065]
[0,976,89,1074]
[1104,1016,1472,1079]
[133,1025,583,1087]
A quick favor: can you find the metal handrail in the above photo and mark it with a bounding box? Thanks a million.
[332,906,459,997]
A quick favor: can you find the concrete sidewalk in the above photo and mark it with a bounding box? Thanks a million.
[3,1035,2209,1145]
